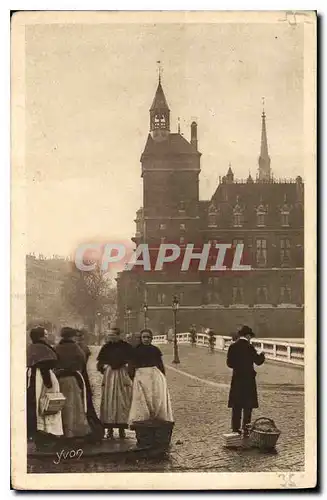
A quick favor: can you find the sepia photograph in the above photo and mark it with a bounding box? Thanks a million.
[11,10,316,490]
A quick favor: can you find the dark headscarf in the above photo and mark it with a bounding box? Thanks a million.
[30,326,46,343]
[60,326,77,339]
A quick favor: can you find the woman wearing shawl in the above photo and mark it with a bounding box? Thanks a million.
[75,329,103,442]
[97,328,133,439]
[128,329,174,425]
[26,327,63,447]
[55,327,92,440]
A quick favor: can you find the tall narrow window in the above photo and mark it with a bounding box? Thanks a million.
[232,239,244,247]
[256,239,267,266]
[256,286,268,303]
[157,292,166,304]
[179,201,185,213]
[280,239,291,265]
[257,213,266,227]
[280,285,292,304]
[281,212,290,227]
[232,286,244,304]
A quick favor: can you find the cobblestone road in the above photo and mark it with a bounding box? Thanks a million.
[85,344,304,473]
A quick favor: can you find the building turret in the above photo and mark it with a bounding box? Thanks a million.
[149,74,170,142]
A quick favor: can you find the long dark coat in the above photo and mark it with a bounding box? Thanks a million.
[227,338,265,409]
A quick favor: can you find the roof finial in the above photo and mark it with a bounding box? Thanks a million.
[156,60,162,83]
[262,96,266,117]
[178,117,181,134]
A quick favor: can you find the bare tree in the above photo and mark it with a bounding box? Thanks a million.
[62,265,117,334]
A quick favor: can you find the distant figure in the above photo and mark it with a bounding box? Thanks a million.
[97,328,133,439]
[55,327,92,440]
[128,329,173,425]
[189,325,197,347]
[227,325,265,436]
[207,328,215,353]
[26,327,63,447]
[167,328,173,343]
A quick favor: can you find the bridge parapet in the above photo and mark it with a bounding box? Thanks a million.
[152,333,304,366]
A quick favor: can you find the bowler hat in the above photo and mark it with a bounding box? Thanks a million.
[238,325,255,338]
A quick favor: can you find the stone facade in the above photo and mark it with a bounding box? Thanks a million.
[116,79,304,339]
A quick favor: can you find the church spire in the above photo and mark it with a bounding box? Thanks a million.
[258,97,272,182]
[149,64,170,142]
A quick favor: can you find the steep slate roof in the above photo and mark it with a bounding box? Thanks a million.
[150,81,170,111]
[141,133,200,159]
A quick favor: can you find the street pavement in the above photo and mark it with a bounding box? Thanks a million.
[84,344,304,473]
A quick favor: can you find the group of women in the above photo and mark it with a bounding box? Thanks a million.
[26,325,173,448]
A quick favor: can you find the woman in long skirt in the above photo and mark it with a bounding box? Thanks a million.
[26,327,63,448]
[76,329,103,442]
[55,327,92,440]
[97,328,133,439]
[128,329,173,425]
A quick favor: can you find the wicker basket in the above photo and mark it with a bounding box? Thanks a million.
[249,417,281,450]
[130,419,174,449]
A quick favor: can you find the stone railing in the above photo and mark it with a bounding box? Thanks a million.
[152,333,304,366]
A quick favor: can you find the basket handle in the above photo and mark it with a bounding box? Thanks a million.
[251,417,278,430]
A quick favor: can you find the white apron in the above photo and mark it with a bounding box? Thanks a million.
[100,365,133,425]
[128,367,174,425]
[35,369,63,436]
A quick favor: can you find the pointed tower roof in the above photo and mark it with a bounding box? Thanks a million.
[260,109,269,160]
[258,98,272,182]
[150,80,170,111]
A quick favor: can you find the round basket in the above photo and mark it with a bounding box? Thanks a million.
[250,417,281,450]
[130,420,174,449]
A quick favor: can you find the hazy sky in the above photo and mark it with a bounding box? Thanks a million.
[26,22,304,257]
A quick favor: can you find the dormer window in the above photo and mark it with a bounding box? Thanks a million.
[160,223,166,230]
[257,214,265,226]
[256,200,268,227]
[281,212,290,227]
[180,223,186,231]
[233,196,243,227]
[208,202,218,227]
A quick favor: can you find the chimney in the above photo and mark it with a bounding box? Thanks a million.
[191,121,198,150]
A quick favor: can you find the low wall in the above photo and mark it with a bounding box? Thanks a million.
[152,333,304,366]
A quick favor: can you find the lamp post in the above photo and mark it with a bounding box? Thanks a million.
[126,307,131,334]
[143,303,148,329]
[172,295,180,364]
[96,312,102,345]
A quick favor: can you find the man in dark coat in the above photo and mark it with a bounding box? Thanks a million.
[227,325,265,435]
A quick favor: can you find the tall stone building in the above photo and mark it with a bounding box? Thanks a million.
[116,78,304,339]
